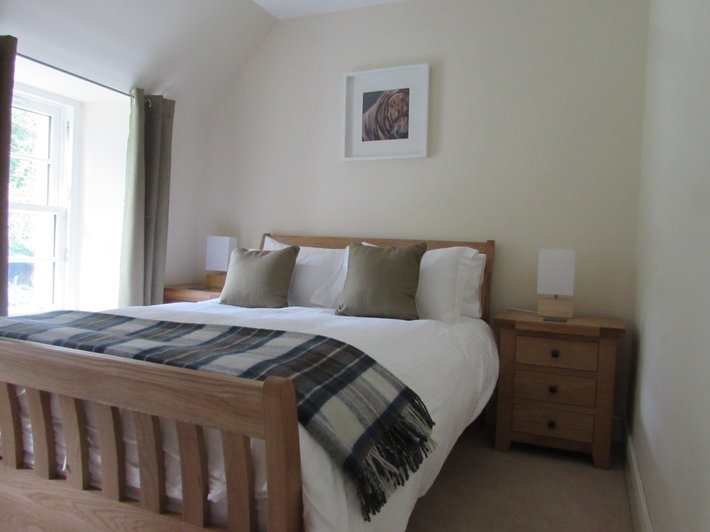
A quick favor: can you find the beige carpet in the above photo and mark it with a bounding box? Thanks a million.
[407,426,632,531]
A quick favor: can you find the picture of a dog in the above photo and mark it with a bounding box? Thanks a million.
[361,88,409,141]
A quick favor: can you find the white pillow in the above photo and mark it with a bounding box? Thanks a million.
[415,247,470,322]
[311,243,485,322]
[310,242,372,308]
[460,252,487,318]
[263,236,345,307]
[310,262,347,308]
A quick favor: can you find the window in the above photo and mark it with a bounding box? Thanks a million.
[9,58,130,314]
[9,89,75,315]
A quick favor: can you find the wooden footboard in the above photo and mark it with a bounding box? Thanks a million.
[0,337,302,531]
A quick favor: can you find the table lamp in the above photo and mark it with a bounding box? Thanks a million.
[537,248,575,321]
[205,236,237,291]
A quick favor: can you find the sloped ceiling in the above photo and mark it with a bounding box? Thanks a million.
[252,0,405,19]
[0,0,276,97]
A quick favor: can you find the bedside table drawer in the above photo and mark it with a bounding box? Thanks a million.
[512,404,594,443]
[514,370,597,407]
[516,336,598,371]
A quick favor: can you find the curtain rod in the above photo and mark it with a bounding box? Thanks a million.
[17,53,133,98]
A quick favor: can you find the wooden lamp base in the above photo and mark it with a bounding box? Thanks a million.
[537,295,573,322]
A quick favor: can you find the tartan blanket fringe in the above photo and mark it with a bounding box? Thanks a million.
[0,310,435,520]
[354,396,436,519]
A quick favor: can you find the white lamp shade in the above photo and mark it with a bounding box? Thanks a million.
[206,236,237,271]
[537,248,575,296]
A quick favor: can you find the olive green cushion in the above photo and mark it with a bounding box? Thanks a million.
[219,246,299,308]
[337,242,427,320]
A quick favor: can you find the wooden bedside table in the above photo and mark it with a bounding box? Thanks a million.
[493,310,625,468]
[163,284,221,303]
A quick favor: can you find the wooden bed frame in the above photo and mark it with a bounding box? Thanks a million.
[0,234,495,531]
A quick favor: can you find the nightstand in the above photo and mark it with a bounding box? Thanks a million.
[493,310,625,468]
[163,284,221,303]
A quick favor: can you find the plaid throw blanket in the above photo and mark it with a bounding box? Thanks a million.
[0,310,435,519]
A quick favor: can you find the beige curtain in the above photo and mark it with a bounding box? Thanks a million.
[0,36,18,316]
[119,88,175,307]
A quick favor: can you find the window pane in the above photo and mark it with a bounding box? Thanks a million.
[11,106,51,159]
[8,210,57,259]
[9,157,50,204]
[8,262,56,315]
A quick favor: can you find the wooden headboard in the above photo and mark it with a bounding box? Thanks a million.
[262,233,495,322]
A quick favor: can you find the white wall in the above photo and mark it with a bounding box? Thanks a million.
[632,0,710,529]
[205,0,647,318]
[73,102,130,310]
[203,0,648,419]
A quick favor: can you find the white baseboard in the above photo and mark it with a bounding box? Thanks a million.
[626,434,653,532]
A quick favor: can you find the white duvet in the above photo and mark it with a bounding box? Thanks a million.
[19,301,499,531]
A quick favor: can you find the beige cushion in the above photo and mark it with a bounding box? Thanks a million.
[337,242,427,320]
[219,246,299,308]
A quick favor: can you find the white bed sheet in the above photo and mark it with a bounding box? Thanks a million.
[16,301,499,532]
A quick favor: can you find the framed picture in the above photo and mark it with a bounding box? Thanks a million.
[344,64,429,160]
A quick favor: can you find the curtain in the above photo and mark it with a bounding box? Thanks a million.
[118,88,175,307]
[0,36,18,316]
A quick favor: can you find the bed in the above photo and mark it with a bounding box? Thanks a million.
[0,233,497,532]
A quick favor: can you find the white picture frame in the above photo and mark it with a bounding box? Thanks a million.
[344,64,429,161]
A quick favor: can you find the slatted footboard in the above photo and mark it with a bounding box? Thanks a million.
[0,337,302,531]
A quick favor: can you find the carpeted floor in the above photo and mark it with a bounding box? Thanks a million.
[407,426,632,531]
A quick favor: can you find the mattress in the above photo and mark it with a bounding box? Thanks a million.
[15,301,499,531]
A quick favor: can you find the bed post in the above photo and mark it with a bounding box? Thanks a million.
[263,377,303,532]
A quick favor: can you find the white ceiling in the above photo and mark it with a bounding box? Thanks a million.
[252,0,406,19]
[2,0,276,97]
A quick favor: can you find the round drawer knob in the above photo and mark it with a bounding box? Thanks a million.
[548,385,559,394]
[550,349,560,358]
[547,420,556,429]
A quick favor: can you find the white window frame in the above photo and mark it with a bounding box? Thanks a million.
[9,85,78,314]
